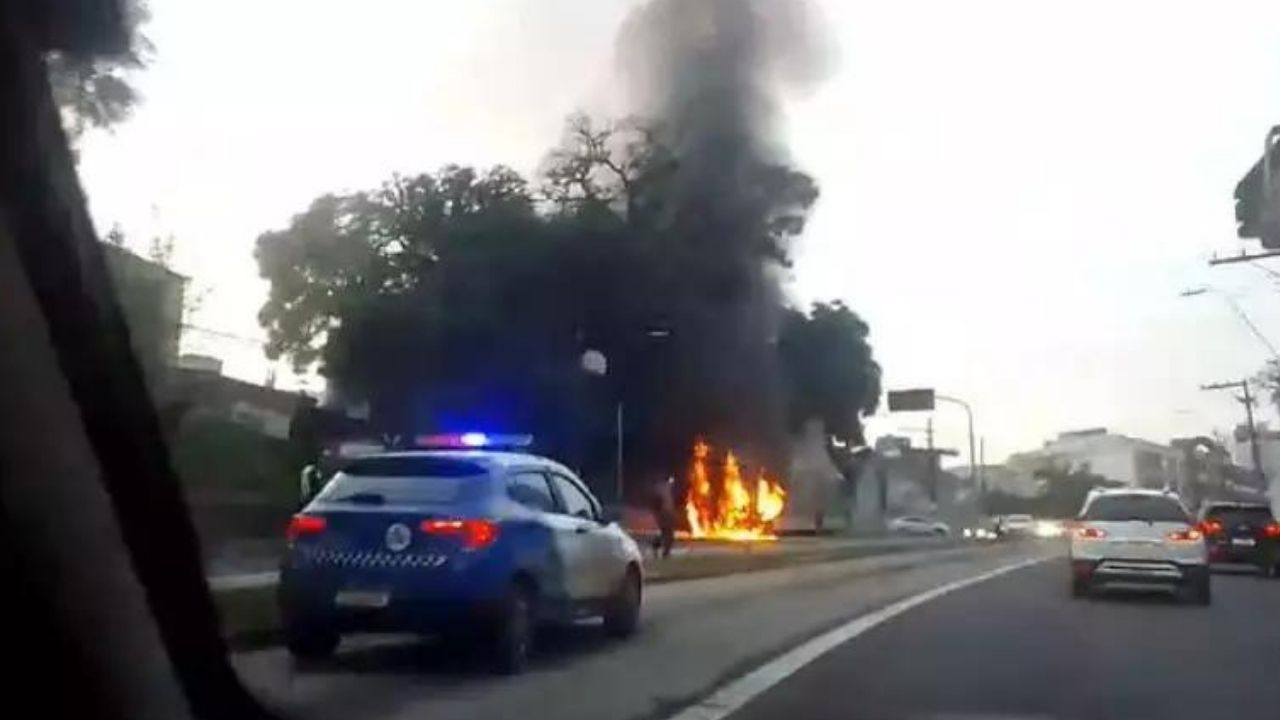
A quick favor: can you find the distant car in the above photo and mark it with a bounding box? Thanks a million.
[1068,488,1210,604]
[1197,502,1280,577]
[888,515,951,536]
[1000,514,1035,536]
[278,436,645,672]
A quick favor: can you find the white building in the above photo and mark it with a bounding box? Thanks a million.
[977,464,1042,498]
[1008,428,1181,489]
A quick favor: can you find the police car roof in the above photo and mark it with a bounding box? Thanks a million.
[353,449,572,475]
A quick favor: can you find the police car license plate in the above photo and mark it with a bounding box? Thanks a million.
[1232,538,1256,547]
[335,589,390,608]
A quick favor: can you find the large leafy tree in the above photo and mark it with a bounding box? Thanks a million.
[778,301,881,446]
[256,166,562,428]
[256,115,876,484]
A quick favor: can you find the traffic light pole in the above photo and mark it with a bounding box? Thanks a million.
[936,394,977,494]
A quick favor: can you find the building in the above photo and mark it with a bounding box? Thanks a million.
[1008,428,1181,489]
[102,243,186,388]
[1229,424,1280,485]
[976,463,1041,498]
[1228,424,1280,511]
[167,364,302,440]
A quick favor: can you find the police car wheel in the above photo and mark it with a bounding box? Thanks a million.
[492,583,534,674]
[603,567,641,638]
[285,627,339,660]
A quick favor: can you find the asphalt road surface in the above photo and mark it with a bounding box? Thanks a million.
[729,561,1280,720]
[233,542,1050,720]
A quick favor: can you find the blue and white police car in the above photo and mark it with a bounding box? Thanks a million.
[278,433,644,672]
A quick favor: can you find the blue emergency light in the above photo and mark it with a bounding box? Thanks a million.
[413,432,534,450]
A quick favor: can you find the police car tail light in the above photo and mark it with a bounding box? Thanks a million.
[420,518,500,550]
[287,514,327,541]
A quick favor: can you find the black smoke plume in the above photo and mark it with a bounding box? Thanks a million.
[612,0,834,474]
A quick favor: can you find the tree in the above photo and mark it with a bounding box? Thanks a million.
[46,0,151,145]
[256,165,580,436]
[256,114,876,485]
[778,301,881,445]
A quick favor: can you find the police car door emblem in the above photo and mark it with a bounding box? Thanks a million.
[385,523,412,552]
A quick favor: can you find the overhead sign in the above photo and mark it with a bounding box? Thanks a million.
[886,388,935,412]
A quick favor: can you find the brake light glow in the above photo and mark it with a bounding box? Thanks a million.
[1167,528,1203,542]
[1264,522,1280,538]
[286,514,327,541]
[1199,520,1223,536]
[420,518,500,550]
[1075,526,1106,540]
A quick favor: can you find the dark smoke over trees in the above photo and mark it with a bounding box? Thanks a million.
[605,0,837,473]
[255,0,878,496]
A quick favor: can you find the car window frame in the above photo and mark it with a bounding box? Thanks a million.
[546,470,600,522]
[504,469,559,514]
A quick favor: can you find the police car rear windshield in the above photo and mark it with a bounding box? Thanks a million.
[1082,495,1189,523]
[319,457,489,505]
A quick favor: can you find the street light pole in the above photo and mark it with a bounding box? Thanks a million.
[615,401,624,504]
[936,394,977,494]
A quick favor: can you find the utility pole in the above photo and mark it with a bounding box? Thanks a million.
[1201,379,1266,487]
[979,436,986,491]
[926,416,937,502]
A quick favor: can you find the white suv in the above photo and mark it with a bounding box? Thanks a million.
[1068,488,1210,605]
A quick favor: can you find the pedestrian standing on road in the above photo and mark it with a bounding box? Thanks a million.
[650,475,677,559]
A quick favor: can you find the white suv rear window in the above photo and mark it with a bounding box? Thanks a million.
[1082,495,1188,523]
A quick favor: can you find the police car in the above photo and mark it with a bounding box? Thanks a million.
[278,433,644,672]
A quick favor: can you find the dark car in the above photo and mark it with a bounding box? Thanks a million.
[1197,502,1280,577]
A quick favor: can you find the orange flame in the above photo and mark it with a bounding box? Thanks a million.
[683,439,786,541]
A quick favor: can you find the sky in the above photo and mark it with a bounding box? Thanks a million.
[77,0,1280,464]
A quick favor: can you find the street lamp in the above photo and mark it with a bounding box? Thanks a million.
[579,328,672,505]
[1180,286,1280,360]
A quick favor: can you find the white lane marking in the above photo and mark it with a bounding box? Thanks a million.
[664,555,1052,720]
[208,571,279,591]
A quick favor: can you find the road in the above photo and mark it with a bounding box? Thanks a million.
[233,542,1046,720]
[728,561,1280,720]
[232,542,1280,720]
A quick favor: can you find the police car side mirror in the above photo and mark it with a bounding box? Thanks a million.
[599,506,623,526]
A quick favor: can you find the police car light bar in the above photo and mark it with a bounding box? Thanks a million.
[413,432,534,450]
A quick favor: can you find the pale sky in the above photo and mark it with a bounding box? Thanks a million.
[76,0,1280,463]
